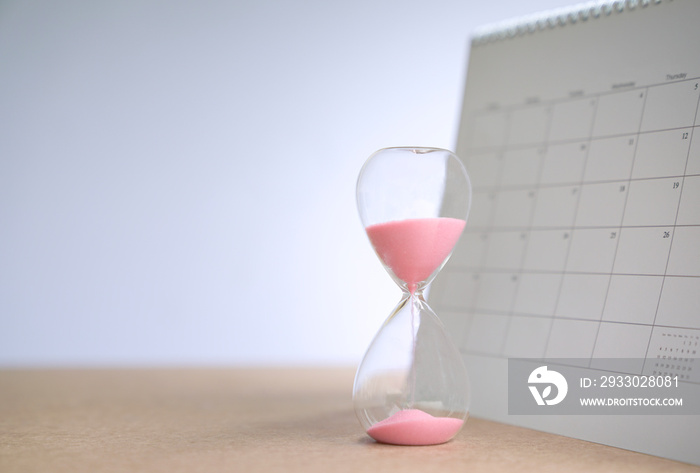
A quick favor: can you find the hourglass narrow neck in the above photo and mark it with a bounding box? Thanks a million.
[403,289,426,303]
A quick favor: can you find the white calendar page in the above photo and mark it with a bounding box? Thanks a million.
[431,0,700,464]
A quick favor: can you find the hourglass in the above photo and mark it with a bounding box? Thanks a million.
[354,147,472,446]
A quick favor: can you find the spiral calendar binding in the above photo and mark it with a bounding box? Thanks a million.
[472,0,663,45]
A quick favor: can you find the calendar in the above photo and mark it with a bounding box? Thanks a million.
[430,0,700,464]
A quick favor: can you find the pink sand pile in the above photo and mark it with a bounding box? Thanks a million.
[365,217,465,292]
[366,409,464,446]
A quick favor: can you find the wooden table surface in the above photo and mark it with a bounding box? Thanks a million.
[0,368,697,473]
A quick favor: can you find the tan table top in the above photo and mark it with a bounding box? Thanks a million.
[0,368,697,473]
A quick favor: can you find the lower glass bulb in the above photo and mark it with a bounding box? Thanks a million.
[352,292,470,445]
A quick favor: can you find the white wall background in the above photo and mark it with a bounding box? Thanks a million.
[0,0,574,367]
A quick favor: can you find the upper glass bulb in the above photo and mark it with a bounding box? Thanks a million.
[356,147,472,294]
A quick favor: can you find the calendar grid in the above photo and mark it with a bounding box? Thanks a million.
[541,93,600,361]
[470,172,700,195]
[468,76,700,125]
[443,307,700,332]
[454,102,518,349]
[441,268,700,278]
[563,85,646,368]
[432,2,700,462]
[641,84,700,371]
[460,223,700,234]
[498,103,557,356]
[467,125,700,161]
[435,74,700,382]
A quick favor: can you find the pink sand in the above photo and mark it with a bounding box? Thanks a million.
[366,409,464,446]
[365,217,465,291]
